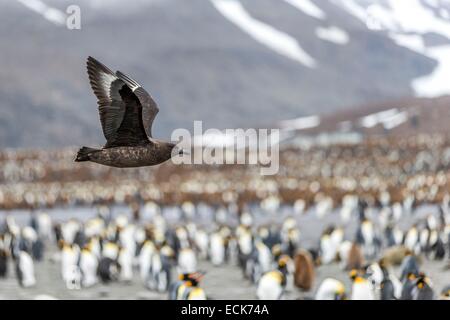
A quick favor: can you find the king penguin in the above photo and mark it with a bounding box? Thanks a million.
[400,272,418,300]
[79,244,98,287]
[412,273,434,300]
[15,250,36,288]
[256,256,289,300]
[171,272,207,300]
[209,230,225,266]
[315,278,346,300]
[349,269,375,300]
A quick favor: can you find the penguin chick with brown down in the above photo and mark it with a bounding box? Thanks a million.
[293,249,315,291]
[346,242,364,271]
[75,57,183,167]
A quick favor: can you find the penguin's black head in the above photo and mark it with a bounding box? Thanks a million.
[179,273,190,281]
[349,269,359,281]
[181,271,205,286]
[277,255,290,270]
[415,273,429,289]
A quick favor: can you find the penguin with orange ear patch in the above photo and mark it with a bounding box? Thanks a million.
[399,252,420,281]
[401,272,418,300]
[169,273,190,300]
[349,269,375,300]
[315,278,346,300]
[256,255,289,300]
[412,273,434,300]
[293,249,315,291]
[169,271,207,300]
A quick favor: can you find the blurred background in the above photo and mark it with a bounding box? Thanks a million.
[0,0,449,300]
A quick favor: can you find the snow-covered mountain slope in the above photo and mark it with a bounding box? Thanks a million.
[279,95,450,139]
[15,0,66,25]
[1,0,449,147]
[331,0,450,97]
[211,0,317,67]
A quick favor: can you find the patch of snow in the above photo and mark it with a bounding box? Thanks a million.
[284,0,326,20]
[211,0,317,68]
[330,0,367,22]
[16,0,66,25]
[412,45,450,97]
[316,26,349,45]
[333,0,450,35]
[365,3,399,31]
[389,33,425,52]
[440,8,450,20]
[359,108,399,128]
[333,0,450,97]
[386,0,450,38]
[382,110,409,130]
[389,34,450,97]
[279,115,321,130]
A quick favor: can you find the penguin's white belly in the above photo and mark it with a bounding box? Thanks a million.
[37,214,52,239]
[321,239,336,264]
[80,253,98,287]
[152,254,162,274]
[195,232,209,259]
[256,274,283,300]
[362,230,374,246]
[120,228,136,256]
[338,241,352,268]
[102,246,118,260]
[390,274,403,299]
[258,248,272,273]
[139,248,153,281]
[351,282,375,300]
[316,278,344,300]
[19,251,36,287]
[405,232,418,251]
[187,288,207,300]
[178,250,197,274]
[119,250,133,281]
[62,224,78,244]
[239,236,252,255]
[210,236,224,265]
[393,229,403,245]
[61,251,78,281]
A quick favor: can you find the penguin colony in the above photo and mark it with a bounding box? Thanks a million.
[0,196,449,300]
